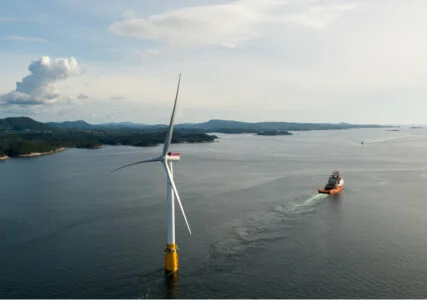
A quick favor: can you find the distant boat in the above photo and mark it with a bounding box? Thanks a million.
[361,141,364,145]
[318,170,344,195]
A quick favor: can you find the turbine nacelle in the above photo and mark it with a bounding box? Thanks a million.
[165,152,181,161]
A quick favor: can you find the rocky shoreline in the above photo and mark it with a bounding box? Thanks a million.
[88,145,104,149]
[2,138,216,160]
[18,147,67,158]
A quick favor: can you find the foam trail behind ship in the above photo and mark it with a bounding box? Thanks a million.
[208,193,329,268]
[286,193,328,212]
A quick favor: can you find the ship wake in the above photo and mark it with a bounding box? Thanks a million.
[208,193,329,270]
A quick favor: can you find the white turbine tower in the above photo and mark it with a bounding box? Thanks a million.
[113,74,191,273]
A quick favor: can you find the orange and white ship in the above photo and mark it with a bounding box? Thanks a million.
[318,170,344,195]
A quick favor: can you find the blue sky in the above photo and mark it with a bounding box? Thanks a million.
[1,0,426,125]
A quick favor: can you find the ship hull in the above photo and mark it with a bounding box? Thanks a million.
[318,184,343,195]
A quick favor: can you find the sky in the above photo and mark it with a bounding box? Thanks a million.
[0,0,426,125]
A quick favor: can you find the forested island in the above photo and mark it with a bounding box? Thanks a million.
[0,116,394,159]
[0,117,217,158]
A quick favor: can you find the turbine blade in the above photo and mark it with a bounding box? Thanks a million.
[163,161,192,235]
[162,73,181,156]
[112,157,160,172]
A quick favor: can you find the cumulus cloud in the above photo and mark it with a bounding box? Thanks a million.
[0,56,80,105]
[108,0,357,48]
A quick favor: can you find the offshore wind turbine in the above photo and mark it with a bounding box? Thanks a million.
[113,74,191,273]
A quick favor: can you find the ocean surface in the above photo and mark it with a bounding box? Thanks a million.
[1,128,427,298]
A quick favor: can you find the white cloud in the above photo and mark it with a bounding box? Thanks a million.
[279,3,357,29]
[0,56,80,106]
[4,35,48,43]
[108,0,357,48]
[108,0,271,48]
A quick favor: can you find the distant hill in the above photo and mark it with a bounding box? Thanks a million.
[96,122,151,129]
[174,119,389,133]
[0,117,56,132]
[48,120,153,129]
[47,120,93,129]
[3,117,392,133]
